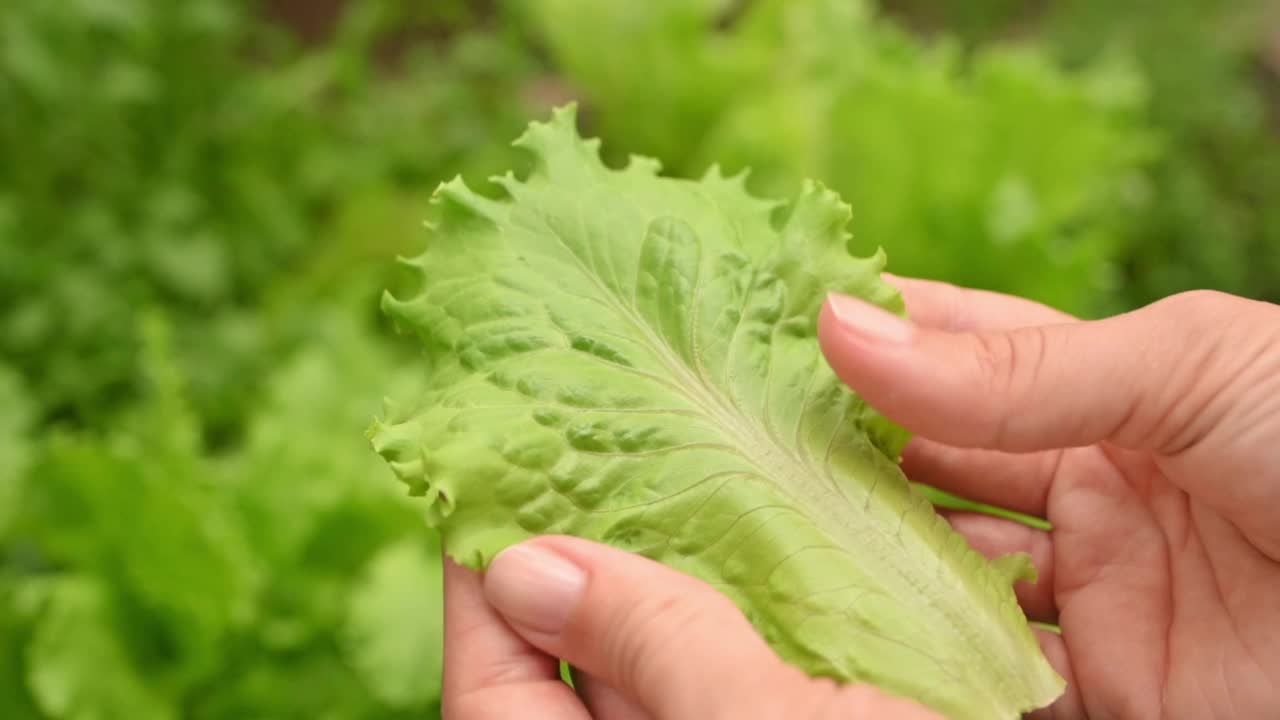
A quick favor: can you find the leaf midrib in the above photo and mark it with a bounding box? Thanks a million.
[542,213,855,527]
[539,211,1040,717]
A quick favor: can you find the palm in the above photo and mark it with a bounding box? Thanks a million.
[1034,444,1280,719]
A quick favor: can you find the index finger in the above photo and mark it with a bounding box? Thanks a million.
[885,274,1077,331]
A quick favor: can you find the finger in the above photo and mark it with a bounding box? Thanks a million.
[481,536,787,719]
[819,290,1250,454]
[442,556,587,720]
[482,536,942,720]
[902,437,1059,519]
[884,274,1077,331]
[943,512,1057,623]
[573,672,652,720]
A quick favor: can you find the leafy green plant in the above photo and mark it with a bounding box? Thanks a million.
[1,309,441,719]
[876,0,1280,306]
[522,0,1153,315]
[370,107,1063,720]
[0,0,542,438]
[0,0,302,431]
[1049,0,1280,306]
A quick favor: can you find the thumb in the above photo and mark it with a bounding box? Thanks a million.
[818,289,1274,456]
[482,536,940,720]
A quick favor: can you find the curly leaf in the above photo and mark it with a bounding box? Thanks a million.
[370,106,1064,719]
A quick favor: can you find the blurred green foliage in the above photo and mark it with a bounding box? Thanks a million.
[0,0,539,434]
[526,0,1154,314]
[5,307,445,719]
[879,0,1280,307]
[1,0,1276,716]
[0,1,537,716]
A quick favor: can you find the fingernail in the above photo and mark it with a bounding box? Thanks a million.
[826,292,914,344]
[484,544,586,634]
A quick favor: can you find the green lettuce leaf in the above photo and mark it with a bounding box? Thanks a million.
[370,106,1064,719]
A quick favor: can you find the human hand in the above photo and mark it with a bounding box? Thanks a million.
[441,278,1280,720]
[441,535,941,719]
[819,278,1280,719]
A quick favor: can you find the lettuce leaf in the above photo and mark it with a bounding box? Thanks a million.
[370,106,1064,719]
[522,0,1151,316]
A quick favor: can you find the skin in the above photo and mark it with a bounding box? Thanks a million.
[444,277,1280,719]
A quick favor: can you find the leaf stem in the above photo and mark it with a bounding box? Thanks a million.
[914,484,1053,532]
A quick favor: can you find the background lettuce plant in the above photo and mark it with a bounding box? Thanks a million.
[522,0,1153,315]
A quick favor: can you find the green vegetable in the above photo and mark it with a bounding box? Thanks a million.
[5,307,441,720]
[370,106,1064,719]
[0,0,539,435]
[523,0,1153,316]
